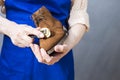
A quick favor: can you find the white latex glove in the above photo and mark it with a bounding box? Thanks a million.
[7,24,44,47]
[0,17,44,47]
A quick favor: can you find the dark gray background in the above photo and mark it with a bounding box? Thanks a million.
[0,0,120,80]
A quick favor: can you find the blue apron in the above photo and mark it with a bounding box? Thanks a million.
[0,0,74,80]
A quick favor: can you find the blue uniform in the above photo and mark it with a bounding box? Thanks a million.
[0,0,74,80]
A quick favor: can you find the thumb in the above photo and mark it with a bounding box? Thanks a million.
[54,44,67,53]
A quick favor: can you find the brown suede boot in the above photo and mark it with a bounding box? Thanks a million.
[32,6,68,54]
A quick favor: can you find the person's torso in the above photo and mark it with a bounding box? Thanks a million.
[5,0,71,27]
[0,2,74,80]
[1,0,71,57]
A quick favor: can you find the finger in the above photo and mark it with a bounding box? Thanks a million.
[36,27,41,30]
[18,37,31,47]
[24,26,44,38]
[21,35,33,44]
[46,56,60,65]
[34,44,43,62]
[46,44,68,65]
[54,45,64,52]
[40,48,53,63]
[49,50,67,64]
[49,58,59,65]
[30,44,43,62]
[48,52,66,65]
[40,49,61,65]
[54,44,67,52]
[30,44,35,51]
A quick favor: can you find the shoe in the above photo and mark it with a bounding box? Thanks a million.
[32,6,68,54]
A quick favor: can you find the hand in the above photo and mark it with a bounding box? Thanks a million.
[6,23,44,47]
[30,44,70,65]
[30,23,86,65]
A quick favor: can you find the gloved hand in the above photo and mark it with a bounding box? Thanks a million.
[8,24,44,47]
